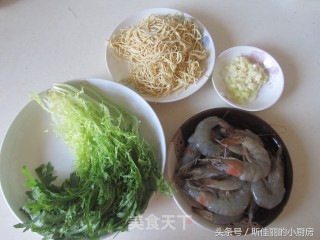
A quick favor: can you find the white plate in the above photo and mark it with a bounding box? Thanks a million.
[212,46,284,111]
[0,78,166,224]
[106,8,215,103]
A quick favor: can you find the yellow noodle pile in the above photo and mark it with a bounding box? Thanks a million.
[108,14,207,97]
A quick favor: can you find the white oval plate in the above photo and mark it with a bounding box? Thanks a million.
[0,78,166,224]
[212,46,284,111]
[106,8,215,103]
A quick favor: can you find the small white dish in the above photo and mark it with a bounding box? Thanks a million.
[212,46,284,111]
[106,8,215,103]
[0,78,166,229]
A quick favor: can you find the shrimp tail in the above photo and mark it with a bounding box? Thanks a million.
[176,142,200,174]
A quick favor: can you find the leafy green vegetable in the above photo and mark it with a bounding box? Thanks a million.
[15,83,171,239]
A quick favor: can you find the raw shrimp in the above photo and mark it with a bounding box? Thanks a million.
[251,148,285,209]
[211,135,271,182]
[212,127,264,156]
[191,116,226,157]
[192,207,243,225]
[180,180,251,217]
[181,164,224,180]
[209,117,263,147]
[196,177,245,191]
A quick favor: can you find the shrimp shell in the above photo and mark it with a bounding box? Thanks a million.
[192,116,225,157]
[251,148,285,209]
[181,181,251,217]
[212,136,271,182]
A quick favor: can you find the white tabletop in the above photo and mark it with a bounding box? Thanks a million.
[1,0,319,239]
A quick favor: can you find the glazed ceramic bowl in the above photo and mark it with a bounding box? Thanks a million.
[167,108,292,233]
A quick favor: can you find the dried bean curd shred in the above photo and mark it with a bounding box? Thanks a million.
[108,14,207,97]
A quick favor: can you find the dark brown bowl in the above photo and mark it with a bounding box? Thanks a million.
[167,107,293,232]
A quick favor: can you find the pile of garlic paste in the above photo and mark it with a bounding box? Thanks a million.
[222,56,268,103]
